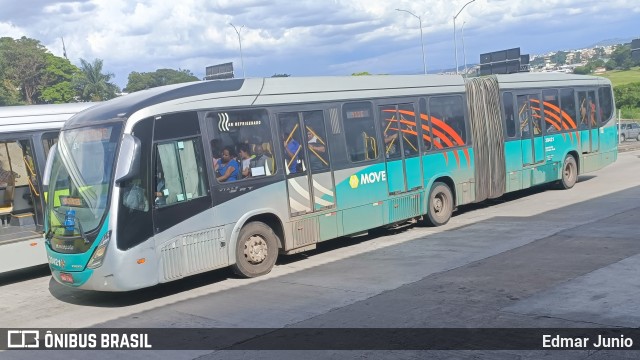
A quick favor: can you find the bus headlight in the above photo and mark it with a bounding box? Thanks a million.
[87,231,111,269]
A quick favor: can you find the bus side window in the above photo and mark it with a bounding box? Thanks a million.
[542,89,560,134]
[342,102,377,162]
[154,139,208,207]
[559,88,576,131]
[204,109,276,181]
[429,95,466,148]
[503,92,516,138]
[598,86,613,124]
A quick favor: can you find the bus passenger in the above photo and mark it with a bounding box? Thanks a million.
[250,142,274,176]
[210,139,222,173]
[306,128,326,170]
[154,170,167,206]
[238,143,252,178]
[283,132,301,174]
[0,161,19,188]
[216,146,239,182]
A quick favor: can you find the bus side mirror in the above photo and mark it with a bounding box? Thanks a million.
[114,134,141,184]
[43,143,58,187]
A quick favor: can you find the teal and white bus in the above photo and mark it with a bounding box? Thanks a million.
[0,102,96,274]
[43,74,617,291]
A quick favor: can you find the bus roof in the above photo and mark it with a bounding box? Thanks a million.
[0,103,98,133]
[65,73,612,128]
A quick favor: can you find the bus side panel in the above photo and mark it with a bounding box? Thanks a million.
[0,237,46,273]
[333,164,386,235]
[504,139,523,193]
[598,125,618,168]
[422,147,475,206]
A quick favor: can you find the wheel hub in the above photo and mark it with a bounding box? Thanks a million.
[244,235,268,264]
[433,196,443,213]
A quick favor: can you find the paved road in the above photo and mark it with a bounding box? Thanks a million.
[1,149,639,359]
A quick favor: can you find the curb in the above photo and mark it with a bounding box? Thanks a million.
[618,144,640,153]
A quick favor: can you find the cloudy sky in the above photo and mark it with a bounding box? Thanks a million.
[1,0,639,88]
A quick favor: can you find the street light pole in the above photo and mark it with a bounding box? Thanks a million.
[453,0,476,75]
[229,23,245,78]
[396,8,427,74]
[462,21,468,75]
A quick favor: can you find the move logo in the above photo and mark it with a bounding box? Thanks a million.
[349,171,386,189]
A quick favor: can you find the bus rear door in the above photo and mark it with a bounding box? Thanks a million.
[517,93,545,167]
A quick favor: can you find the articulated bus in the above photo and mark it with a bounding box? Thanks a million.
[43,74,617,291]
[0,102,96,273]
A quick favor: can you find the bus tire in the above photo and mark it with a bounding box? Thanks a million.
[232,221,279,278]
[560,155,577,190]
[620,134,625,142]
[424,182,453,227]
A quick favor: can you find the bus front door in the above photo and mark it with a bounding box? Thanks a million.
[378,104,422,195]
[517,94,545,166]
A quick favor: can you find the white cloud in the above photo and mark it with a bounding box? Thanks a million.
[1,0,638,86]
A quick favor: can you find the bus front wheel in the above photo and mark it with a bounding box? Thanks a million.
[424,182,453,227]
[560,155,577,190]
[232,221,279,278]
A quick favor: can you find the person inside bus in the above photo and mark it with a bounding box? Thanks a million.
[210,139,222,173]
[306,128,327,170]
[383,129,399,157]
[216,146,239,182]
[249,141,274,176]
[154,165,167,206]
[580,98,588,126]
[282,131,301,174]
[0,160,19,188]
[588,97,597,126]
[238,143,252,178]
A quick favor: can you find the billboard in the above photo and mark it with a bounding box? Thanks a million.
[478,47,529,75]
[632,39,640,61]
[205,62,234,80]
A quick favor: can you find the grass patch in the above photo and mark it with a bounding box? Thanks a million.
[598,67,640,86]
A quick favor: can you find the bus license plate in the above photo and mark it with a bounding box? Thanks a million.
[59,273,73,283]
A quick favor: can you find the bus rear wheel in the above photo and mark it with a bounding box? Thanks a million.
[559,155,577,189]
[423,182,453,227]
[232,221,279,278]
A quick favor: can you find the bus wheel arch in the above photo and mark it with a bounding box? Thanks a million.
[230,212,284,278]
[421,177,455,227]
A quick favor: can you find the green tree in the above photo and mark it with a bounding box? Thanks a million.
[605,59,618,71]
[124,68,198,92]
[551,51,568,65]
[0,36,48,104]
[613,82,640,110]
[271,73,291,77]
[605,45,635,70]
[74,58,119,101]
[37,53,81,103]
[352,72,372,76]
[573,66,591,75]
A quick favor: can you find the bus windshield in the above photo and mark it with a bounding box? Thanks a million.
[47,123,122,240]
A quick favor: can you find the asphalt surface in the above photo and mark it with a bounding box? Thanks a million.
[1,148,639,359]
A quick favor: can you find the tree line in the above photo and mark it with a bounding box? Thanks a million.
[0,36,199,106]
[573,44,639,75]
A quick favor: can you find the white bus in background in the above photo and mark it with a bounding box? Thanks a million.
[0,102,96,274]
